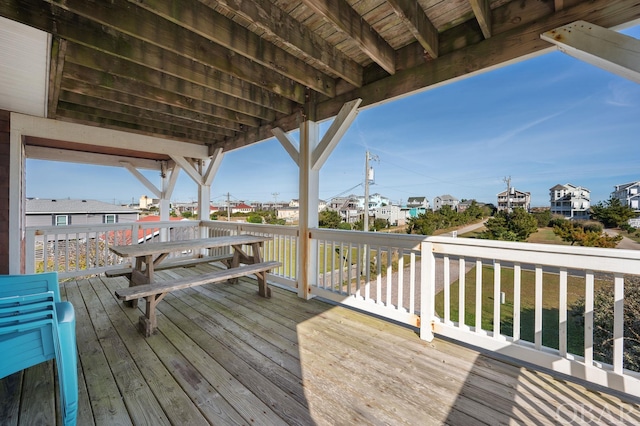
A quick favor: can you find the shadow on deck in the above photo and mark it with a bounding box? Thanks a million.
[2,262,640,425]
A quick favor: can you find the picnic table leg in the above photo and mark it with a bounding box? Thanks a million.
[139,293,166,337]
[126,255,153,308]
[251,242,271,298]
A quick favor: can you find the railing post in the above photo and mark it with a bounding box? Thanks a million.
[420,240,435,342]
[25,228,35,274]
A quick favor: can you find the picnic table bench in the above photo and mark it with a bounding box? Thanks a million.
[109,234,281,336]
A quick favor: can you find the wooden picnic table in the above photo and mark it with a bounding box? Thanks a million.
[109,234,271,307]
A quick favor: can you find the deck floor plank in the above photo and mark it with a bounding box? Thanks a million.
[165,290,307,404]
[20,362,56,426]
[87,276,213,426]
[76,278,171,426]
[64,279,133,425]
[153,303,292,426]
[157,293,311,425]
[3,265,640,425]
[105,273,263,425]
[0,371,22,426]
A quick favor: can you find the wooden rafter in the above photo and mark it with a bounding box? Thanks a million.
[469,0,492,39]
[213,0,363,88]
[387,0,438,58]
[300,0,397,75]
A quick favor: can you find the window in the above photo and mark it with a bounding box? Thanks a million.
[55,215,68,226]
[104,214,116,224]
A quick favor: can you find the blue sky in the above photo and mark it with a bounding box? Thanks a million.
[28,26,640,208]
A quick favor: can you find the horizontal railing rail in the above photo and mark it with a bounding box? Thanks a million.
[200,221,299,290]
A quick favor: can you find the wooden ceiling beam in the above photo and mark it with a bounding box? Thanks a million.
[55,109,223,144]
[63,62,263,128]
[469,0,492,39]
[124,0,336,97]
[47,37,66,118]
[60,79,243,134]
[57,101,228,142]
[541,21,640,84]
[58,92,234,140]
[300,0,397,75]
[386,0,439,58]
[213,0,363,87]
[65,43,290,117]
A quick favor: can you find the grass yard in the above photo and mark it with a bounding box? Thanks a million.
[526,227,569,245]
[435,265,609,357]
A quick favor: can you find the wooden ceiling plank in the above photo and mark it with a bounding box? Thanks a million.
[469,0,492,39]
[52,0,334,98]
[60,79,243,133]
[63,62,263,128]
[386,0,439,58]
[65,42,290,117]
[213,0,363,87]
[131,0,337,96]
[3,0,307,104]
[300,0,397,75]
[58,92,234,139]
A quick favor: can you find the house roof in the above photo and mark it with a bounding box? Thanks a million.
[1,1,636,161]
[26,198,139,214]
[234,203,253,209]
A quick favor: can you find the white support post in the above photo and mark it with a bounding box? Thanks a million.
[297,120,320,299]
[8,123,25,274]
[274,99,362,299]
[541,21,640,84]
[171,149,224,239]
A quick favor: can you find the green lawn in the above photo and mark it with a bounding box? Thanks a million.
[435,265,609,356]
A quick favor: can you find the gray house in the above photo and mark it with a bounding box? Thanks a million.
[433,195,459,211]
[26,199,139,227]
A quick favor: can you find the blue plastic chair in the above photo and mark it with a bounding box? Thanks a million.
[0,272,78,426]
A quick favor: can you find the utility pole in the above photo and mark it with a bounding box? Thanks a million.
[272,192,279,209]
[226,192,231,221]
[363,151,379,232]
[503,176,511,213]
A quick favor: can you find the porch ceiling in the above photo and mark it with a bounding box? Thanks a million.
[1,0,639,159]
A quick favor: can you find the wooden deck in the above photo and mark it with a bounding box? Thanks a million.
[2,262,640,425]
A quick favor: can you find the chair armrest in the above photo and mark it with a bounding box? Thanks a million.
[55,302,75,324]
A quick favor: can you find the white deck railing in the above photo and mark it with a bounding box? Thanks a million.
[309,229,640,398]
[25,221,640,397]
[25,220,202,278]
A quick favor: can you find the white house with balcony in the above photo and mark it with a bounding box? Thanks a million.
[549,183,590,219]
[497,188,531,212]
[612,180,640,213]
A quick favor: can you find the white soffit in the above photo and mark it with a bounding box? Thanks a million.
[0,16,49,117]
